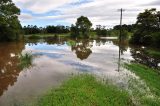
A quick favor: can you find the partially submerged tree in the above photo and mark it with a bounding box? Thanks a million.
[75,16,92,38]
[0,0,22,41]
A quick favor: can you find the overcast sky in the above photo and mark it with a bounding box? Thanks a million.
[13,0,160,28]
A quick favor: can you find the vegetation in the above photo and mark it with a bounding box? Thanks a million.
[23,25,70,35]
[19,53,33,69]
[0,0,22,41]
[107,24,135,39]
[146,49,160,58]
[95,25,108,36]
[36,74,131,106]
[71,16,93,38]
[130,8,160,48]
[125,63,160,105]
[23,16,94,39]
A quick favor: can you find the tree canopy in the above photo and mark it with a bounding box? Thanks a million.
[75,16,92,38]
[0,0,22,41]
[130,8,160,48]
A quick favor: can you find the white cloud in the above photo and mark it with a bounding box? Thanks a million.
[13,0,160,27]
[13,0,78,14]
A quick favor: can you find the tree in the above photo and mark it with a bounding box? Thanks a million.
[0,0,22,41]
[76,16,92,38]
[130,8,160,47]
[96,25,107,36]
[70,24,79,38]
[136,8,158,31]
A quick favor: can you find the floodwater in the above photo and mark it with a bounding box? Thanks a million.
[0,38,159,105]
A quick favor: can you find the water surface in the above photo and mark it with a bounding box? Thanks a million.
[0,39,159,105]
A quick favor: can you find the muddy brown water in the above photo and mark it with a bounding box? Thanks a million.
[0,39,159,105]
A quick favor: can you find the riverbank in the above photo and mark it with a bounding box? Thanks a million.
[30,63,160,106]
[35,74,131,106]
[25,33,71,39]
[125,63,160,105]
[24,32,98,40]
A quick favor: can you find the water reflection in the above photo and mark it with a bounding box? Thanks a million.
[71,40,93,60]
[0,38,159,105]
[130,47,160,69]
[0,42,25,96]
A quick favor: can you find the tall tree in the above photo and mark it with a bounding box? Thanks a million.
[0,0,22,41]
[130,8,160,46]
[76,16,92,38]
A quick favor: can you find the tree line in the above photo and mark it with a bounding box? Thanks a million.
[0,0,160,48]
[23,25,70,35]
[23,16,109,38]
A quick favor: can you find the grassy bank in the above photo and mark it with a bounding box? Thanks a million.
[25,32,99,40]
[25,33,71,39]
[146,49,160,58]
[36,74,131,106]
[125,63,160,105]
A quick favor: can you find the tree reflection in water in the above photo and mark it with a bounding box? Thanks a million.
[130,47,160,69]
[0,42,25,96]
[71,40,93,60]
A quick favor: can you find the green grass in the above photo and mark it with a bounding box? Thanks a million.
[125,63,160,105]
[36,74,132,106]
[25,32,99,39]
[19,53,33,69]
[25,33,71,39]
[146,49,160,58]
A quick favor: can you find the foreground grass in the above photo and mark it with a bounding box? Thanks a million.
[36,74,131,106]
[125,63,160,105]
[19,53,33,69]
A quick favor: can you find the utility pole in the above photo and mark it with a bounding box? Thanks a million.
[118,8,125,42]
[117,8,125,72]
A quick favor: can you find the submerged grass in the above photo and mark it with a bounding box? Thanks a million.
[125,63,160,105]
[36,74,132,106]
[19,53,33,69]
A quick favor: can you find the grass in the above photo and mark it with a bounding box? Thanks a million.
[19,53,33,69]
[146,49,160,58]
[125,63,160,105]
[25,33,70,39]
[25,32,99,40]
[35,74,132,106]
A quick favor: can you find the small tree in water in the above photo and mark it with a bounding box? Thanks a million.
[75,16,92,38]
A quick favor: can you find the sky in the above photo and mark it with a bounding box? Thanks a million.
[13,0,160,28]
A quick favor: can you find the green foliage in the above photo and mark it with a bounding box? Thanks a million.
[130,8,160,47]
[23,25,70,35]
[108,29,120,36]
[0,0,22,41]
[28,35,42,39]
[70,24,79,38]
[151,32,160,48]
[66,40,76,46]
[37,74,131,106]
[146,49,160,58]
[114,24,136,33]
[120,30,130,40]
[73,16,92,38]
[19,53,33,69]
[96,25,107,36]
